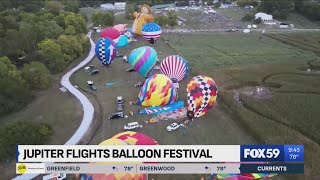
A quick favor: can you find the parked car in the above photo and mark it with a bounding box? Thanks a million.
[108,112,127,120]
[167,123,184,132]
[117,96,124,111]
[126,68,135,72]
[90,69,99,75]
[124,122,143,131]
[87,81,97,91]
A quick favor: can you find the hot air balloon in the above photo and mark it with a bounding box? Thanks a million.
[211,173,277,179]
[125,27,134,40]
[80,138,147,180]
[186,75,218,120]
[142,23,162,44]
[160,55,188,82]
[112,131,159,145]
[128,46,157,78]
[137,74,177,106]
[113,24,127,35]
[100,27,121,44]
[95,38,117,66]
[116,35,132,48]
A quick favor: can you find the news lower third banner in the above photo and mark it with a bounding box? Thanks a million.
[17,145,304,163]
[16,163,305,174]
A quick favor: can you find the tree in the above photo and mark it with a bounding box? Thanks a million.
[167,11,178,27]
[214,2,221,8]
[125,4,136,20]
[237,0,258,7]
[91,11,114,26]
[0,56,31,116]
[0,120,53,162]
[22,62,51,90]
[155,15,168,26]
[242,13,254,21]
[57,35,83,61]
[253,17,262,24]
[38,39,66,73]
[45,0,63,15]
[65,13,87,34]
[63,0,80,13]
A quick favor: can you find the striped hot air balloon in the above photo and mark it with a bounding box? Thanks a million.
[160,55,188,82]
[95,38,117,66]
[128,46,157,78]
[186,75,218,119]
[142,23,162,44]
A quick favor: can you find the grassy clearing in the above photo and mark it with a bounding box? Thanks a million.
[167,33,320,177]
[285,13,320,29]
[164,33,315,69]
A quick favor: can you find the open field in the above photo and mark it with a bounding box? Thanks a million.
[164,32,320,178]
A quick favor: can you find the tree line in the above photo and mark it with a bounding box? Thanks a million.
[0,0,90,116]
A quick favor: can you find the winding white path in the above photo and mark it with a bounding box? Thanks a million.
[13,32,96,180]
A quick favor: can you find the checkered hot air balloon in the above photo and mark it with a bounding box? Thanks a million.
[95,38,117,66]
[128,46,157,78]
[142,23,162,44]
[100,27,121,44]
[186,75,218,119]
[160,55,188,82]
[138,74,177,106]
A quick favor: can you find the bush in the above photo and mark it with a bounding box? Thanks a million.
[253,17,262,24]
[91,11,114,26]
[154,15,168,26]
[21,62,51,90]
[242,13,254,21]
[237,0,258,7]
[0,120,53,162]
[214,2,221,8]
[272,10,288,20]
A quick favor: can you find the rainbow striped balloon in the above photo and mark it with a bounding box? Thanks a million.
[128,46,157,78]
[138,74,177,106]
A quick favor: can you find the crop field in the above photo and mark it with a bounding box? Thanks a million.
[164,33,316,69]
[166,33,320,178]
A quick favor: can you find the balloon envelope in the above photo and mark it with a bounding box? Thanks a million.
[186,75,218,118]
[95,38,117,66]
[81,138,147,180]
[142,23,162,44]
[100,27,120,44]
[112,131,159,145]
[117,35,132,48]
[160,55,188,82]
[138,74,177,106]
[113,24,127,35]
[128,46,157,78]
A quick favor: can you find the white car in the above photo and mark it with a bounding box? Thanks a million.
[167,123,184,132]
[124,122,143,131]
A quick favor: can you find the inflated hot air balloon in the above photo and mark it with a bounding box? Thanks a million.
[160,55,188,82]
[186,75,218,120]
[100,27,121,44]
[128,46,157,78]
[95,38,117,66]
[112,131,159,145]
[142,23,162,44]
[137,74,177,106]
[116,35,132,48]
[80,138,147,180]
[113,24,127,35]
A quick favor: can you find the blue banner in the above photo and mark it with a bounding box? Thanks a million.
[240,164,304,173]
[284,145,304,162]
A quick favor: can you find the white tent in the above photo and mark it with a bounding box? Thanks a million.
[255,12,273,21]
[100,3,114,10]
[243,29,251,33]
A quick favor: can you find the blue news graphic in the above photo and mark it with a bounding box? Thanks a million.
[241,145,284,162]
[284,145,304,162]
[241,145,305,162]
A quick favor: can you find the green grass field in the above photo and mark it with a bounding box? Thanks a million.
[166,32,320,178]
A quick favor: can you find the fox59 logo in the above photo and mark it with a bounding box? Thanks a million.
[241,145,284,162]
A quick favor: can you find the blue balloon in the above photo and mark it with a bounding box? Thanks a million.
[116,35,132,48]
[95,38,117,66]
